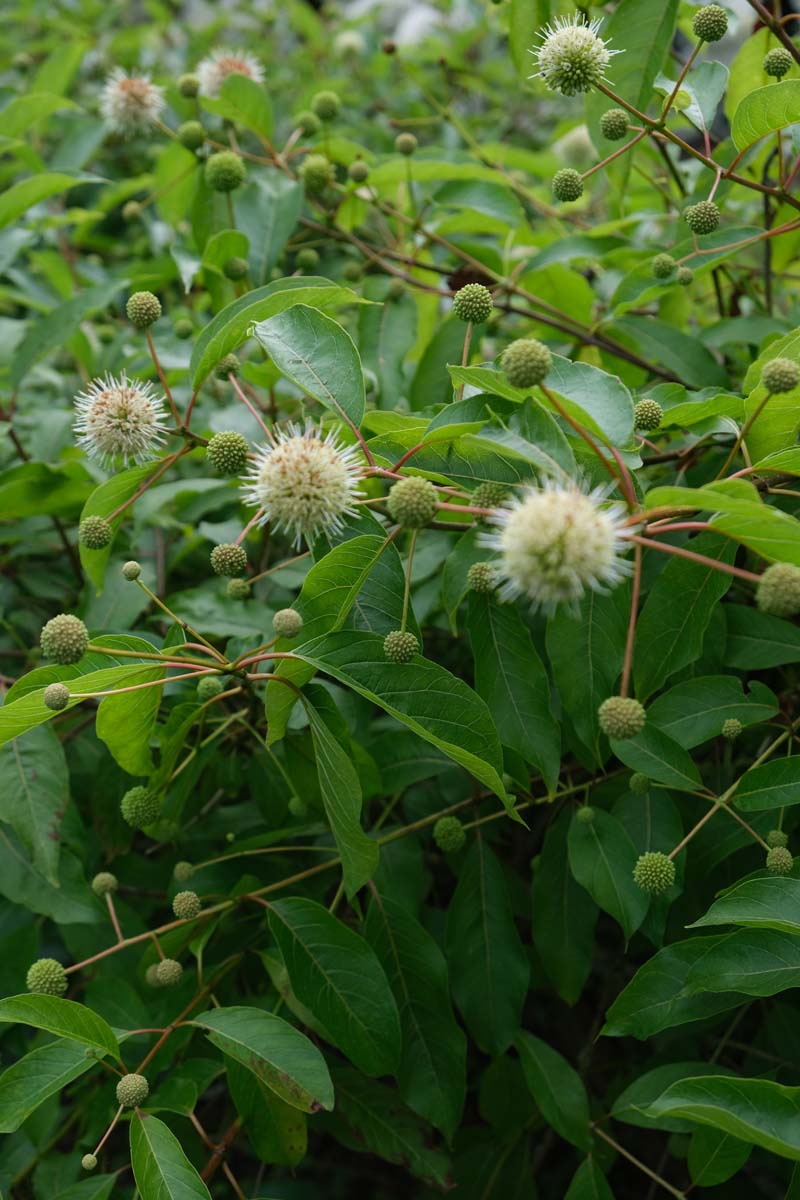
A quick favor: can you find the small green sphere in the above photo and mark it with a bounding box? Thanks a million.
[122,560,142,581]
[387,476,439,528]
[227,578,251,600]
[156,958,183,987]
[452,283,493,324]
[288,795,309,819]
[767,829,789,849]
[223,256,248,281]
[311,90,340,121]
[145,963,162,988]
[501,338,552,389]
[81,1154,97,1172]
[174,861,194,883]
[767,845,794,875]
[178,73,200,98]
[348,160,370,183]
[630,772,650,795]
[273,608,304,639]
[383,630,419,663]
[295,109,321,136]
[552,167,584,202]
[210,543,248,577]
[721,717,742,741]
[79,515,112,550]
[633,851,675,896]
[761,357,800,394]
[215,352,240,379]
[177,120,205,151]
[173,890,201,920]
[433,815,466,853]
[756,562,800,618]
[126,291,161,329]
[26,957,68,996]
[599,108,629,141]
[299,153,335,195]
[91,871,118,897]
[676,266,694,286]
[575,805,595,825]
[395,132,418,156]
[683,200,720,235]
[472,481,509,512]
[296,247,320,271]
[120,786,160,830]
[206,431,249,475]
[197,676,224,703]
[651,253,676,280]
[41,614,89,665]
[204,151,247,193]
[692,4,728,43]
[116,1073,149,1108]
[343,260,362,282]
[634,398,663,432]
[174,317,193,339]
[467,562,496,593]
[598,696,646,739]
[44,683,70,712]
[122,200,143,222]
[764,47,793,79]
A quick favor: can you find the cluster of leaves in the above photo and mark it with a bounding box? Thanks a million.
[5,0,800,1198]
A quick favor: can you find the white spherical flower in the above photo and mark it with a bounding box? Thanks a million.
[483,482,631,613]
[241,423,364,546]
[531,14,617,96]
[74,374,169,468]
[100,69,165,135]
[196,49,265,97]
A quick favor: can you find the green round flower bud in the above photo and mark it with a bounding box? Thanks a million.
[177,120,205,151]
[174,860,194,882]
[501,338,552,389]
[273,608,304,639]
[206,431,249,475]
[761,357,800,394]
[756,562,800,618]
[633,851,675,895]
[299,153,335,195]
[174,317,193,339]
[215,353,240,379]
[122,200,143,222]
[91,871,118,897]
[227,578,251,600]
[598,696,646,739]
[122,560,142,581]
[692,4,728,42]
[210,543,247,577]
[296,247,320,271]
[630,772,650,795]
[767,845,794,875]
[79,515,112,550]
[288,795,308,819]
[223,256,248,281]
[126,291,161,329]
[81,1154,97,1172]
[44,683,70,712]
[433,816,466,853]
[452,283,493,324]
[387,476,439,528]
[173,890,201,920]
[676,266,694,286]
[764,47,793,79]
[197,676,224,703]
[472,481,509,512]
[767,829,789,849]
[311,90,340,121]
[156,958,183,987]
[348,160,370,183]
[634,399,663,432]
[467,562,496,593]
[116,1073,149,1108]
[178,73,200,97]
[145,963,162,987]
[41,614,89,665]
[599,108,629,140]
[552,167,584,202]
[683,200,720,235]
[383,630,419,663]
[721,717,742,741]
[295,110,321,136]
[651,253,676,280]
[26,958,68,996]
[575,805,595,824]
[343,260,362,282]
[120,786,160,829]
[395,132,418,156]
[204,151,246,193]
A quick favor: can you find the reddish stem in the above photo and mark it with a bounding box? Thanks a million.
[146,330,179,424]
[631,534,760,582]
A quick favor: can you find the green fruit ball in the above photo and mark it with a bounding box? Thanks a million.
[126,291,161,329]
[598,696,646,739]
[210,543,247,577]
[433,816,466,853]
[501,338,552,389]
[26,957,68,996]
[634,398,663,432]
[116,1073,149,1108]
[387,476,439,528]
[452,283,493,323]
[206,431,249,475]
[120,786,160,829]
[552,167,583,202]
[40,614,89,665]
[633,851,675,895]
[383,630,419,663]
[204,151,247,193]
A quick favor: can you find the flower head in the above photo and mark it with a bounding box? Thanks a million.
[483,480,630,613]
[241,422,364,546]
[196,48,264,97]
[100,68,164,135]
[74,373,168,468]
[531,14,617,96]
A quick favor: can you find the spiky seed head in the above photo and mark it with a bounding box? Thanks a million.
[156,958,183,986]
[44,683,70,712]
[348,160,370,182]
[120,786,160,829]
[122,560,141,581]
[205,151,246,192]
[630,772,650,795]
[433,816,466,853]
[501,338,552,389]
[452,283,493,323]
[692,4,728,42]
[81,1155,97,1171]
[26,958,68,996]
[227,578,251,600]
[174,317,193,339]
[288,795,308,819]
[223,255,248,280]
[552,167,584,202]
[178,73,200,97]
[683,200,720,235]
[756,562,800,617]
[177,120,205,151]
[311,90,340,121]
[387,476,439,528]
[295,109,320,135]
[633,851,675,895]
[196,48,264,97]
[299,153,335,194]
[767,845,794,875]
[468,562,496,594]
[174,860,194,882]
[215,353,240,379]
[473,481,509,513]
[598,696,646,739]
[651,253,676,280]
[531,14,617,96]
[79,515,113,550]
[210,543,247,577]
[273,608,304,639]
[761,357,800,394]
[206,431,249,475]
[575,805,595,824]
[383,630,419,663]
[126,291,161,329]
[676,266,694,286]
[122,200,142,221]
[395,132,418,156]
[100,69,164,135]
[173,890,201,920]
[721,717,742,741]
[634,399,663,432]
[91,871,118,897]
[74,373,168,467]
[764,47,793,79]
[41,614,89,665]
[599,107,628,140]
[197,676,224,702]
[296,247,320,271]
[767,829,789,849]
[145,963,162,987]
[116,1073,149,1108]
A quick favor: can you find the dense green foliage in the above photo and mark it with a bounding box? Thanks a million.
[4,0,800,1196]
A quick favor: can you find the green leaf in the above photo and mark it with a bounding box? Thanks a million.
[79,462,162,592]
[12,280,125,388]
[130,1113,212,1200]
[565,1159,615,1200]
[509,0,537,79]
[691,876,800,935]
[0,1038,96,1133]
[226,1060,307,1167]
[612,1061,734,1133]
[0,172,98,228]
[0,91,78,137]
[646,1076,800,1161]
[0,461,93,522]
[239,174,303,284]
[647,676,777,748]
[731,80,800,151]
[0,994,119,1058]
[190,1006,333,1113]
[267,897,401,1077]
[683,928,800,998]
[568,807,649,939]
[515,1031,591,1150]
[94,636,165,776]
[532,809,597,1006]
[609,725,702,793]
[445,839,530,1055]
[733,756,800,811]
[0,724,67,884]
[688,1125,751,1187]
[586,0,679,137]
[252,304,365,428]
[201,73,272,137]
